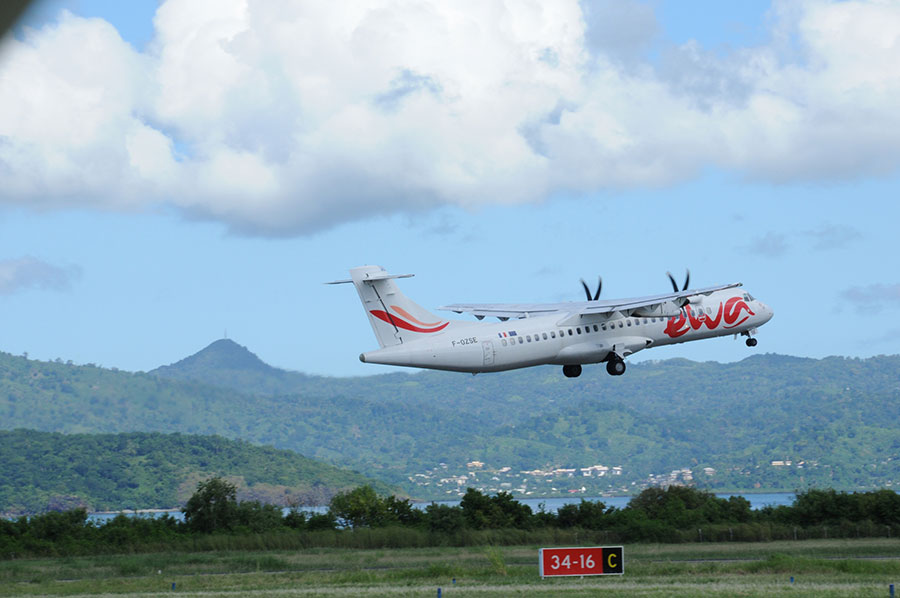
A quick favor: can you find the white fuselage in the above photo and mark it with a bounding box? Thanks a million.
[360,289,773,373]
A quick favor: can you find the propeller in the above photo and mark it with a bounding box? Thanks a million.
[666,269,690,292]
[580,276,602,301]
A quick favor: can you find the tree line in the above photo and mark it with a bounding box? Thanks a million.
[5,478,900,558]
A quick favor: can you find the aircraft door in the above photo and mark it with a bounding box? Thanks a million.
[482,340,495,366]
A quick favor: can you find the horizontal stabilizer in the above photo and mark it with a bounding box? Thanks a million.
[326,273,414,285]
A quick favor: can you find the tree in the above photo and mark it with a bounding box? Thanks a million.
[328,485,391,529]
[557,499,608,529]
[182,477,238,533]
[627,486,752,527]
[384,495,421,526]
[424,503,465,533]
[460,488,533,529]
[460,487,494,529]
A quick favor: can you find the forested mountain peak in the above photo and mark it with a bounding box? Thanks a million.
[150,338,309,395]
[156,339,271,374]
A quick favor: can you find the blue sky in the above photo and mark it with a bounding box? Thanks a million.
[1,1,898,376]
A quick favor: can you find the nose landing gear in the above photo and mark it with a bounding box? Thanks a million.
[740,331,758,347]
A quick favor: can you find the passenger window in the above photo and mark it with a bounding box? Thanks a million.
[526,335,532,342]
[627,320,631,327]
[550,331,556,338]
[575,327,581,334]
[619,322,624,328]
[542,333,548,340]
[568,329,573,336]
[518,337,523,344]
[501,339,507,346]
[593,324,598,332]
[601,324,606,331]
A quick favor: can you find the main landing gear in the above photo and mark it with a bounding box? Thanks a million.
[606,358,626,376]
[562,358,627,378]
[563,364,582,378]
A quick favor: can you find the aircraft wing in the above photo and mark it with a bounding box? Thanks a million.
[438,283,742,321]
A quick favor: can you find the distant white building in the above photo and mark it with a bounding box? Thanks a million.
[580,465,610,477]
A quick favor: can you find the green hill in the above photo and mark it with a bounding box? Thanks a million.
[3,342,900,502]
[0,429,392,516]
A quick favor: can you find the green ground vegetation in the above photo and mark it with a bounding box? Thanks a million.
[3,540,900,597]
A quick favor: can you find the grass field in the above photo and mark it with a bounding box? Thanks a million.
[3,539,900,597]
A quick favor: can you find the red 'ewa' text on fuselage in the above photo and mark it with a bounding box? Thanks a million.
[664,296,754,338]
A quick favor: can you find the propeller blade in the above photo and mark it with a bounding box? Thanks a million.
[580,277,603,301]
[666,271,678,293]
[682,269,690,291]
[580,279,592,301]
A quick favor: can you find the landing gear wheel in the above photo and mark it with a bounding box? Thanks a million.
[606,359,626,376]
[563,364,582,378]
[746,338,758,347]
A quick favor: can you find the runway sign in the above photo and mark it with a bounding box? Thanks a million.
[539,546,623,578]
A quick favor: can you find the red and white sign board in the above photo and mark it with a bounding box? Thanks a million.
[539,546,624,578]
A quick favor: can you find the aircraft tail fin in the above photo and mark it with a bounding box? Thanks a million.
[328,265,450,348]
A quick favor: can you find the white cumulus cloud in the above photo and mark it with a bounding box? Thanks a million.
[1,0,899,235]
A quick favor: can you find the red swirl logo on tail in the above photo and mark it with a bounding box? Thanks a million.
[369,305,449,333]
[664,297,754,338]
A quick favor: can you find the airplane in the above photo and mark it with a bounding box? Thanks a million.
[328,265,773,378]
